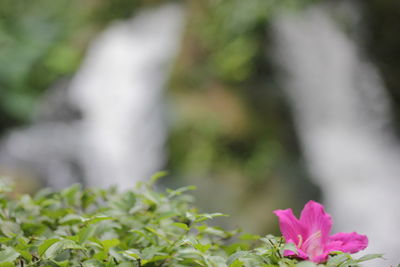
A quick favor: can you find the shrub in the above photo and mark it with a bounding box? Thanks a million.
[0,176,381,266]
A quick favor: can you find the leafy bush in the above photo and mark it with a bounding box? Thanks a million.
[0,176,381,266]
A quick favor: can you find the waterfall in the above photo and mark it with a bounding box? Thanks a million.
[0,82,83,189]
[0,3,185,189]
[273,4,400,265]
[69,3,185,188]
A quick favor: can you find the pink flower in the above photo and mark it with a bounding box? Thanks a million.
[274,200,368,263]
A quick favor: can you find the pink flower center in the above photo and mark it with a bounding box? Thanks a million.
[301,230,324,260]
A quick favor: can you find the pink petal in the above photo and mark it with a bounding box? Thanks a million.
[274,208,305,246]
[311,252,330,264]
[327,232,368,254]
[299,200,332,243]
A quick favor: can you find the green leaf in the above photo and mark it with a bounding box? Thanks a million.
[83,259,106,267]
[0,178,14,193]
[0,247,20,263]
[167,185,197,198]
[93,251,108,261]
[44,239,85,259]
[296,261,318,267]
[172,222,189,231]
[239,233,260,241]
[101,239,120,252]
[356,253,384,263]
[0,221,20,237]
[38,238,60,256]
[282,242,297,253]
[141,255,170,265]
[84,215,114,225]
[61,184,82,206]
[194,243,212,253]
[327,253,351,266]
[196,226,228,238]
[229,259,244,267]
[78,225,97,244]
[0,262,15,267]
[122,249,141,260]
[117,263,135,267]
[59,214,83,225]
[149,171,168,186]
[15,249,32,262]
[54,260,70,267]
[195,212,228,223]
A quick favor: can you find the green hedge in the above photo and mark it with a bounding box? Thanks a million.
[0,176,380,266]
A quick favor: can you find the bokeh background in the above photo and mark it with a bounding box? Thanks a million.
[1,0,399,265]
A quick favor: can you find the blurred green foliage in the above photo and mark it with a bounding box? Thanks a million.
[167,0,320,233]
[0,0,141,131]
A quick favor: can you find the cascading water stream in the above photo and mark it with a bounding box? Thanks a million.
[273,4,400,265]
[69,3,185,188]
[0,3,185,189]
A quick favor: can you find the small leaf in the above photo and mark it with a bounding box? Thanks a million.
[38,238,60,256]
[167,186,197,198]
[78,225,97,244]
[101,239,120,252]
[229,259,244,267]
[54,260,69,267]
[356,253,384,263]
[195,213,228,223]
[15,249,32,262]
[0,221,20,237]
[172,222,189,231]
[194,243,212,253]
[296,261,318,267]
[84,215,114,225]
[0,247,20,263]
[44,239,85,259]
[59,214,83,225]
[239,233,260,241]
[149,171,168,186]
[122,249,141,260]
[327,253,351,265]
[82,259,105,267]
[117,263,135,267]
[283,242,297,253]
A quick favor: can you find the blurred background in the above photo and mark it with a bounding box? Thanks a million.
[0,0,399,265]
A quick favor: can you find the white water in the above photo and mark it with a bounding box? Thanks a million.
[69,3,185,188]
[0,82,83,189]
[0,3,185,189]
[273,5,400,265]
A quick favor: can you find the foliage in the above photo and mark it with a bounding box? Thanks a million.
[167,0,322,178]
[0,177,381,266]
[167,0,321,233]
[0,0,140,130]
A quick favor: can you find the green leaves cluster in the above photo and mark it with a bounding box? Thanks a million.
[0,178,381,266]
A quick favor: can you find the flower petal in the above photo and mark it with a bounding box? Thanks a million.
[311,252,330,264]
[327,232,368,253]
[274,208,305,246]
[299,200,332,243]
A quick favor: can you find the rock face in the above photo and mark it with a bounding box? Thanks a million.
[273,3,400,265]
[0,3,185,189]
